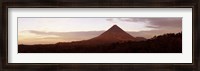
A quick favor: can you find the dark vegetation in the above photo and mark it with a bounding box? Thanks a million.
[18,32,182,53]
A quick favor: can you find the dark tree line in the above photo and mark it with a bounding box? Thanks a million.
[18,32,182,53]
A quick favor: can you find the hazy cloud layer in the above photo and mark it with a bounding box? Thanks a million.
[107,17,182,30]
[28,30,104,41]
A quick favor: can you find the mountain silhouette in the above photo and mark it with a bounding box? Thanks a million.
[84,25,146,44]
[56,25,146,45]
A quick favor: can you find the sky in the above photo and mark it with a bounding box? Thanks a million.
[18,17,182,45]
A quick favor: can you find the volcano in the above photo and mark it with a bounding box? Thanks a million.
[57,25,146,45]
[85,25,146,44]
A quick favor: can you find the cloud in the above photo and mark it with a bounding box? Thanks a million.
[106,18,119,24]
[148,18,182,28]
[106,18,115,24]
[118,18,149,23]
[118,17,182,30]
[28,30,104,41]
[106,18,113,22]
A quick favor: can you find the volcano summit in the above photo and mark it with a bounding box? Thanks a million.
[73,25,146,45]
[88,25,146,43]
